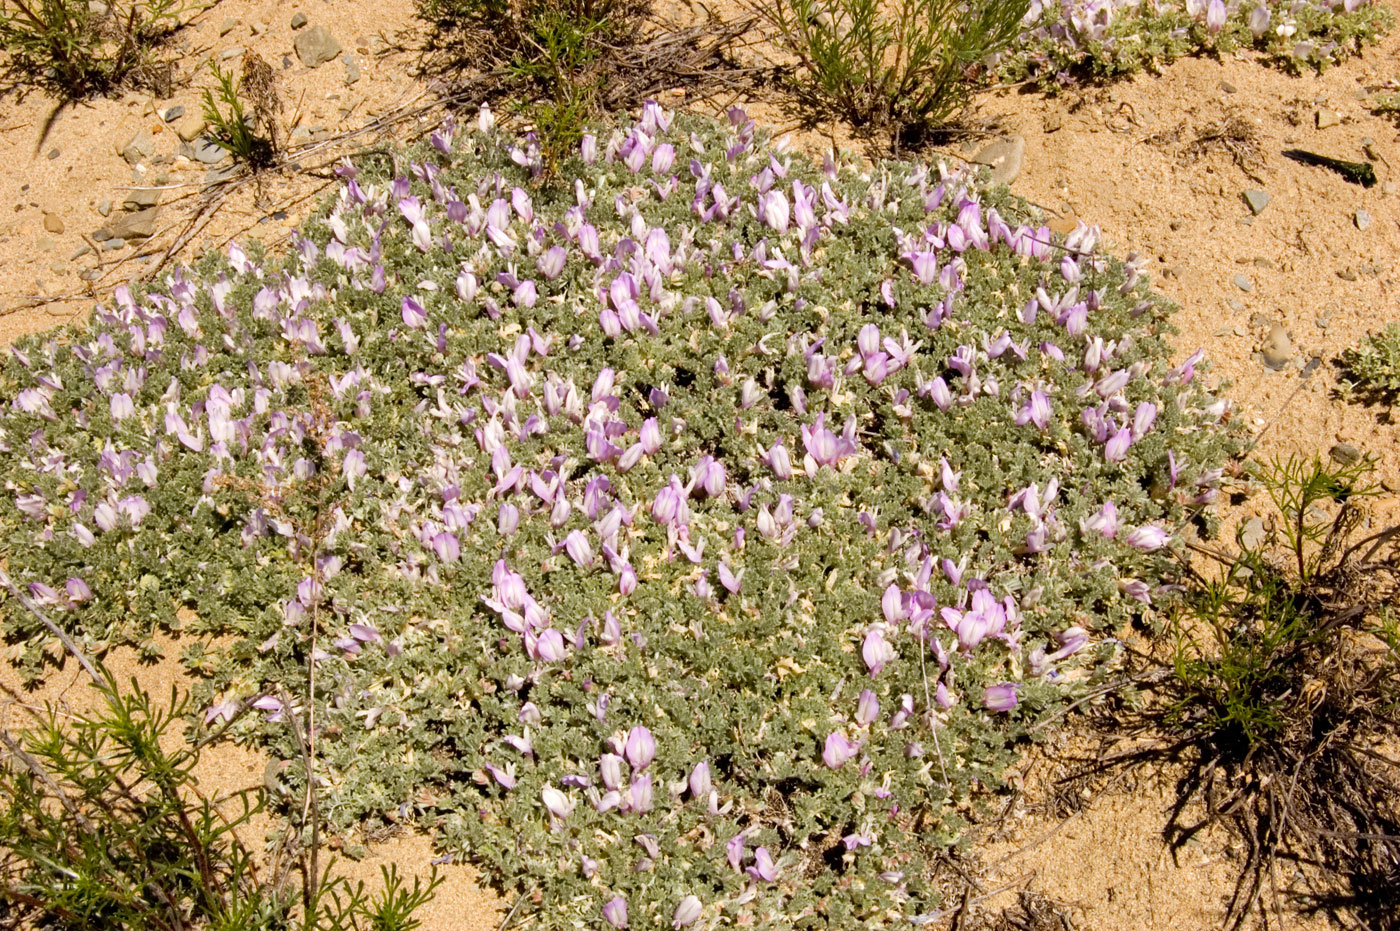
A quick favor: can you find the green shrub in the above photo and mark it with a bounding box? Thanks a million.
[201,58,278,171]
[1340,321,1400,402]
[0,104,1240,929]
[1161,454,1399,926]
[0,0,187,97]
[759,0,1030,145]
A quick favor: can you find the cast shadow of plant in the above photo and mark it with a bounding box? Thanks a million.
[1057,455,1399,931]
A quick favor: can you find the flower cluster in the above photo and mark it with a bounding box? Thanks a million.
[0,104,1239,930]
[999,0,1390,87]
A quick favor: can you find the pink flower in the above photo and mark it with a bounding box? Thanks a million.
[822,732,860,769]
[401,296,427,329]
[862,628,895,677]
[983,683,1020,713]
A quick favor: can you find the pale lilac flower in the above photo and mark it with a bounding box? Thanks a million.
[822,732,860,769]
[856,689,880,726]
[672,895,703,929]
[541,786,574,819]
[498,503,520,535]
[1082,500,1120,538]
[764,442,793,480]
[862,628,895,677]
[748,847,778,882]
[1015,390,1052,431]
[983,683,1020,713]
[1249,4,1270,36]
[485,762,517,789]
[603,897,629,930]
[628,773,653,813]
[726,834,745,870]
[624,726,655,770]
[431,531,460,562]
[1206,0,1226,31]
[1104,425,1132,463]
[1132,401,1157,440]
[600,753,625,790]
[689,760,711,799]
[759,189,790,233]
[535,629,568,662]
[717,561,742,594]
[563,530,594,567]
[1124,525,1169,551]
[401,296,427,329]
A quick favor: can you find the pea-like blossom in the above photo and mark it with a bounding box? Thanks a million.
[759,189,790,233]
[856,689,880,726]
[983,683,1021,713]
[1015,390,1052,431]
[672,895,703,930]
[541,786,574,819]
[624,726,655,770]
[822,732,860,769]
[688,760,711,800]
[603,897,629,930]
[1124,525,1169,551]
[747,847,778,882]
[862,627,895,677]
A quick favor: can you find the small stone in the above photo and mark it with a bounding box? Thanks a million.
[80,268,100,280]
[1355,208,1372,230]
[103,207,160,240]
[291,11,308,28]
[1384,181,1397,196]
[161,104,184,123]
[1316,108,1340,129]
[343,55,360,85]
[1261,324,1293,371]
[117,127,154,165]
[250,20,268,34]
[191,138,229,165]
[46,148,59,160]
[42,212,64,233]
[176,113,206,141]
[69,245,92,259]
[283,55,293,69]
[91,228,111,242]
[1219,80,1237,94]
[970,135,1025,186]
[1042,112,1062,133]
[219,46,244,61]
[103,237,126,251]
[1329,443,1362,465]
[36,236,53,252]
[1242,190,1270,215]
[1233,274,1253,292]
[96,198,113,217]
[1337,267,1358,281]
[218,17,239,36]
[1228,299,1245,312]
[295,25,342,68]
[123,188,161,211]
[1253,256,1274,269]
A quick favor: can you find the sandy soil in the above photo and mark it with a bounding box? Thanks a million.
[1,0,1398,927]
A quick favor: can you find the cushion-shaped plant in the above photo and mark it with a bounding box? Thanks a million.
[0,103,1237,929]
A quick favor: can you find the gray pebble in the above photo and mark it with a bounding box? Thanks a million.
[344,54,360,85]
[1355,209,1372,231]
[1228,299,1245,312]
[46,148,59,160]
[1242,190,1270,215]
[218,17,239,36]
[91,228,111,242]
[102,238,126,251]
[219,46,245,61]
[295,25,342,68]
[291,11,308,28]
[192,138,229,165]
[97,198,113,217]
[1233,274,1253,292]
[1329,443,1361,465]
[161,105,185,123]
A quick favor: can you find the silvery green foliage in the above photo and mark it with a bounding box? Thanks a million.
[1000,0,1391,88]
[0,105,1238,929]
[1341,322,1400,400]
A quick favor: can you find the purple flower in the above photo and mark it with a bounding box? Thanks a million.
[603,897,629,930]
[498,503,520,536]
[764,442,793,480]
[717,561,742,594]
[65,578,93,603]
[822,732,860,769]
[1104,425,1132,463]
[1081,500,1120,539]
[747,847,778,882]
[862,627,895,677]
[1015,391,1052,431]
[563,530,594,567]
[906,250,938,285]
[726,833,745,870]
[983,683,1020,713]
[801,412,855,467]
[401,296,427,329]
[534,629,568,663]
[1124,525,1169,551]
[688,760,711,800]
[1206,0,1226,31]
[431,531,460,563]
[624,725,655,770]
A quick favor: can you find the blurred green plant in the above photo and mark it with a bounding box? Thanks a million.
[756,0,1030,147]
[0,570,442,931]
[0,0,187,97]
[1339,321,1400,403]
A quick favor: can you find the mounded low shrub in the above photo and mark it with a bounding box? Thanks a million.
[0,104,1238,929]
[999,0,1391,88]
